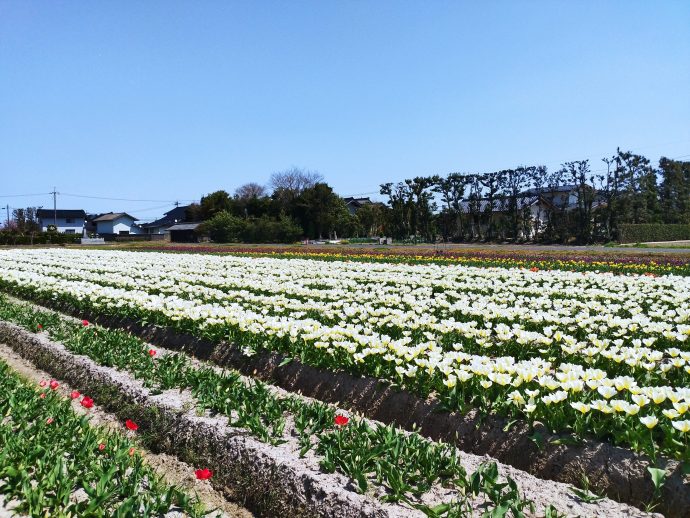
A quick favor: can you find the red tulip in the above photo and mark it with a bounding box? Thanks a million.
[195,468,213,480]
[37,324,43,331]
[82,320,89,326]
[148,349,157,357]
[70,390,80,399]
[39,380,47,387]
[530,267,539,272]
[49,380,59,390]
[80,396,94,408]
[334,415,349,427]
[129,447,136,456]
[39,392,46,399]
[46,417,54,424]
[125,419,138,431]
[98,443,106,451]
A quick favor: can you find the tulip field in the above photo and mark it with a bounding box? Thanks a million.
[0,247,688,516]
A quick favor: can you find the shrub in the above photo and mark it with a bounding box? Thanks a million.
[200,211,245,243]
[202,212,302,244]
[240,215,302,243]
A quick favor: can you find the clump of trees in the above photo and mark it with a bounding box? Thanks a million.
[192,168,365,243]
[379,150,690,244]
[1,207,41,233]
[202,212,302,244]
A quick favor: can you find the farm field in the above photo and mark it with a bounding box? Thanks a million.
[0,248,688,517]
[119,241,690,276]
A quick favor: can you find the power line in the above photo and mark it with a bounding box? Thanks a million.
[61,192,195,203]
[343,191,381,197]
[0,191,196,203]
[0,192,51,198]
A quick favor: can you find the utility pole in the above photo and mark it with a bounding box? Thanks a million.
[51,187,59,227]
[3,204,9,229]
[174,200,180,208]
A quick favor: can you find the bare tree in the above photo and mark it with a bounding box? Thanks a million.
[269,167,323,197]
[235,182,266,200]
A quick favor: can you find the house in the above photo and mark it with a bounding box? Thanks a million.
[459,185,605,239]
[140,205,190,235]
[36,209,86,234]
[167,222,202,243]
[343,197,374,215]
[519,184,600,210]
[91,213,142,236]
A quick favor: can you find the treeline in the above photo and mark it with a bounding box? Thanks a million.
[379,150,690,244]
[191,151,689,244]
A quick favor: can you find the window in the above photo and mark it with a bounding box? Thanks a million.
[64,229,75,234]
[65,218,74,223]
[119,230,130,235]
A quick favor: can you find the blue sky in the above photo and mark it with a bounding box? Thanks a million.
[1,1,689,220]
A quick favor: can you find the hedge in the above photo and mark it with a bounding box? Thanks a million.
[618,224,690,244]
[0,232,81,246]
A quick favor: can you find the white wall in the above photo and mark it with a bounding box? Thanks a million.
[40,217,85,234]
[95,221,114,234]
[96,216,142,235]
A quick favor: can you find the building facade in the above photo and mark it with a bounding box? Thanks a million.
[91,213,142,236]
[140,205,190,235]
[36,209,86,234]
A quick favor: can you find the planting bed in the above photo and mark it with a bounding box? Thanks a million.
[13,293,689,516]
[0,298,656,517]
[0,343,251,518]
[0,248,688,516]
[0,355,219,517]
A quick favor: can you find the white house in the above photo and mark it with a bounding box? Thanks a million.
[459,185,605,239]
[91,212,142,236]
[36,209,86,234]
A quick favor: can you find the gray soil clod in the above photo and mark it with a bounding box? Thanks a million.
[0,314,662,518]
[29,298,687,518]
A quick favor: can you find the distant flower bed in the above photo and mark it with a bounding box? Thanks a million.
[141,243,690,275]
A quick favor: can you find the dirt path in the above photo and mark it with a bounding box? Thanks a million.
[0,343,254,518]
